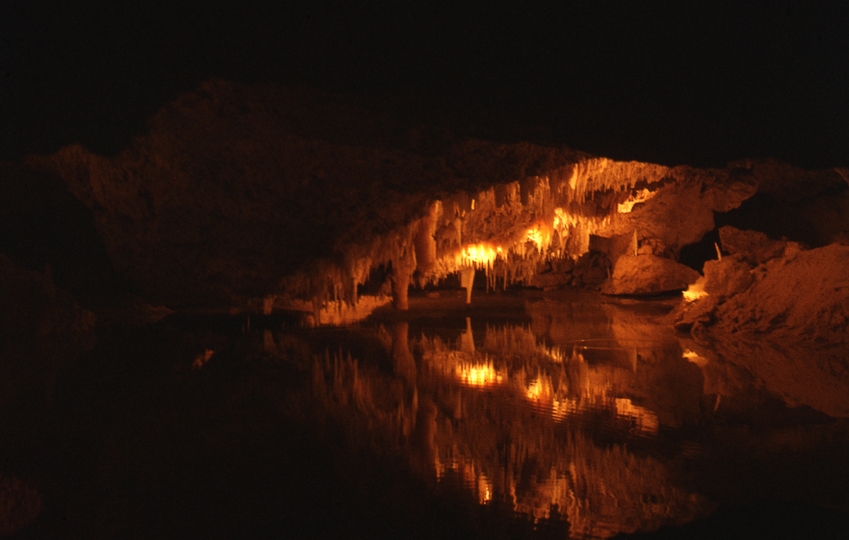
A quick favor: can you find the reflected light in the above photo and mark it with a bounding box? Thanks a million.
[526,377,546,401]
[614,398,660,434]
[456,359,505,387]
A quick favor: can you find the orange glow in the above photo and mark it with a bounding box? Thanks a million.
[526,376,552,401]
[455,359,504,387]
[525,224,551,252]
[552,207,579,230]
[455,242,503,269]
[617,188,656,213]
[192,349,214,370]
[682,280,707,302]
[614,398,660,434]
[682,349,708,367]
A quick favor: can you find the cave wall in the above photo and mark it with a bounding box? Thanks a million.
[24,79,845,313]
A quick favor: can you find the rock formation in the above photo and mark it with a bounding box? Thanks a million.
[673,228,849,417]
[20,79,760,315]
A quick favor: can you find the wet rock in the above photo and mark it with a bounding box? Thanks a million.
[711,243,849,342]
[718,226,786,266]
[703,255,753,299]
[603,254,700,296]
[674,242,849,415]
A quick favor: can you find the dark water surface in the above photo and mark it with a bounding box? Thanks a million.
[4,291,849,538]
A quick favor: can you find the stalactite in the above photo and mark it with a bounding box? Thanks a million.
[274,155,753,316]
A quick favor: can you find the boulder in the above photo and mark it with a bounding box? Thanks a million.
[703,255,753,299]
[603,254,700,296]
[718,226,786,266]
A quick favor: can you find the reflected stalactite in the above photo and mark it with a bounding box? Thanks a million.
[390,321,416,387]
[296,296,784,536]
[460,317,475,354]
[268,289,849,538]
[409,316,698,536]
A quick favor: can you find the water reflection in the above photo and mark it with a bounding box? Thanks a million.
[412,313,703,537]
[290,293,849,538]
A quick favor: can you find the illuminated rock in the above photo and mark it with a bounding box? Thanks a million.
[673,243,849,416]
[603,254,700,296]
[23,79,766,310]
[703,255,753,299]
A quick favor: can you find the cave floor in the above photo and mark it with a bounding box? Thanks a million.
[4,291,849,539]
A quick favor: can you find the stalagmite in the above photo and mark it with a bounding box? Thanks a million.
[391,261,413,310]
[460,267,476,304]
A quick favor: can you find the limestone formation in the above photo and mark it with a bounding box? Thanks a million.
[603,254,701,296]
[22,80,759,314]
[718,226,786,266]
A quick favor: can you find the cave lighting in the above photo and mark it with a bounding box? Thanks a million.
[617,188,657,213]
[455,359,505,387]
[682,349,708,367]
[455,243,503,269]
[682,281,708,302]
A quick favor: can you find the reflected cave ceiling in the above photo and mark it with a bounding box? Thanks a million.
[3,1,849,169]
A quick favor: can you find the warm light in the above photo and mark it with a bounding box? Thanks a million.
[682,349,708,367]
[525,225,551,252]
[478,475,493,504]
[192,349,214,370]
[456,243,503,269]
[614,398,660,434]
[551,398,578,420]
[455,360,504,387]
[553,207,580,230]
[526,377,546,401]
[617,188,657,213]
[682,280,708,302]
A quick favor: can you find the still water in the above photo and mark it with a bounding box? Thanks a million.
[6,290,849,538]
[292,291,849,539]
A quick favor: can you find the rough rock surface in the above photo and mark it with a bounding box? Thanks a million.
[603,254,700,296]
[676,240,849,342]
[718,226,786,266]
[22,79,761,309]
[723,159,849,248]
[713,244,848,342]
[703,255,754,299]
[673,240,849,416]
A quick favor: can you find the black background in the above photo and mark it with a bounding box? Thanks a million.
[3,0,848,168]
